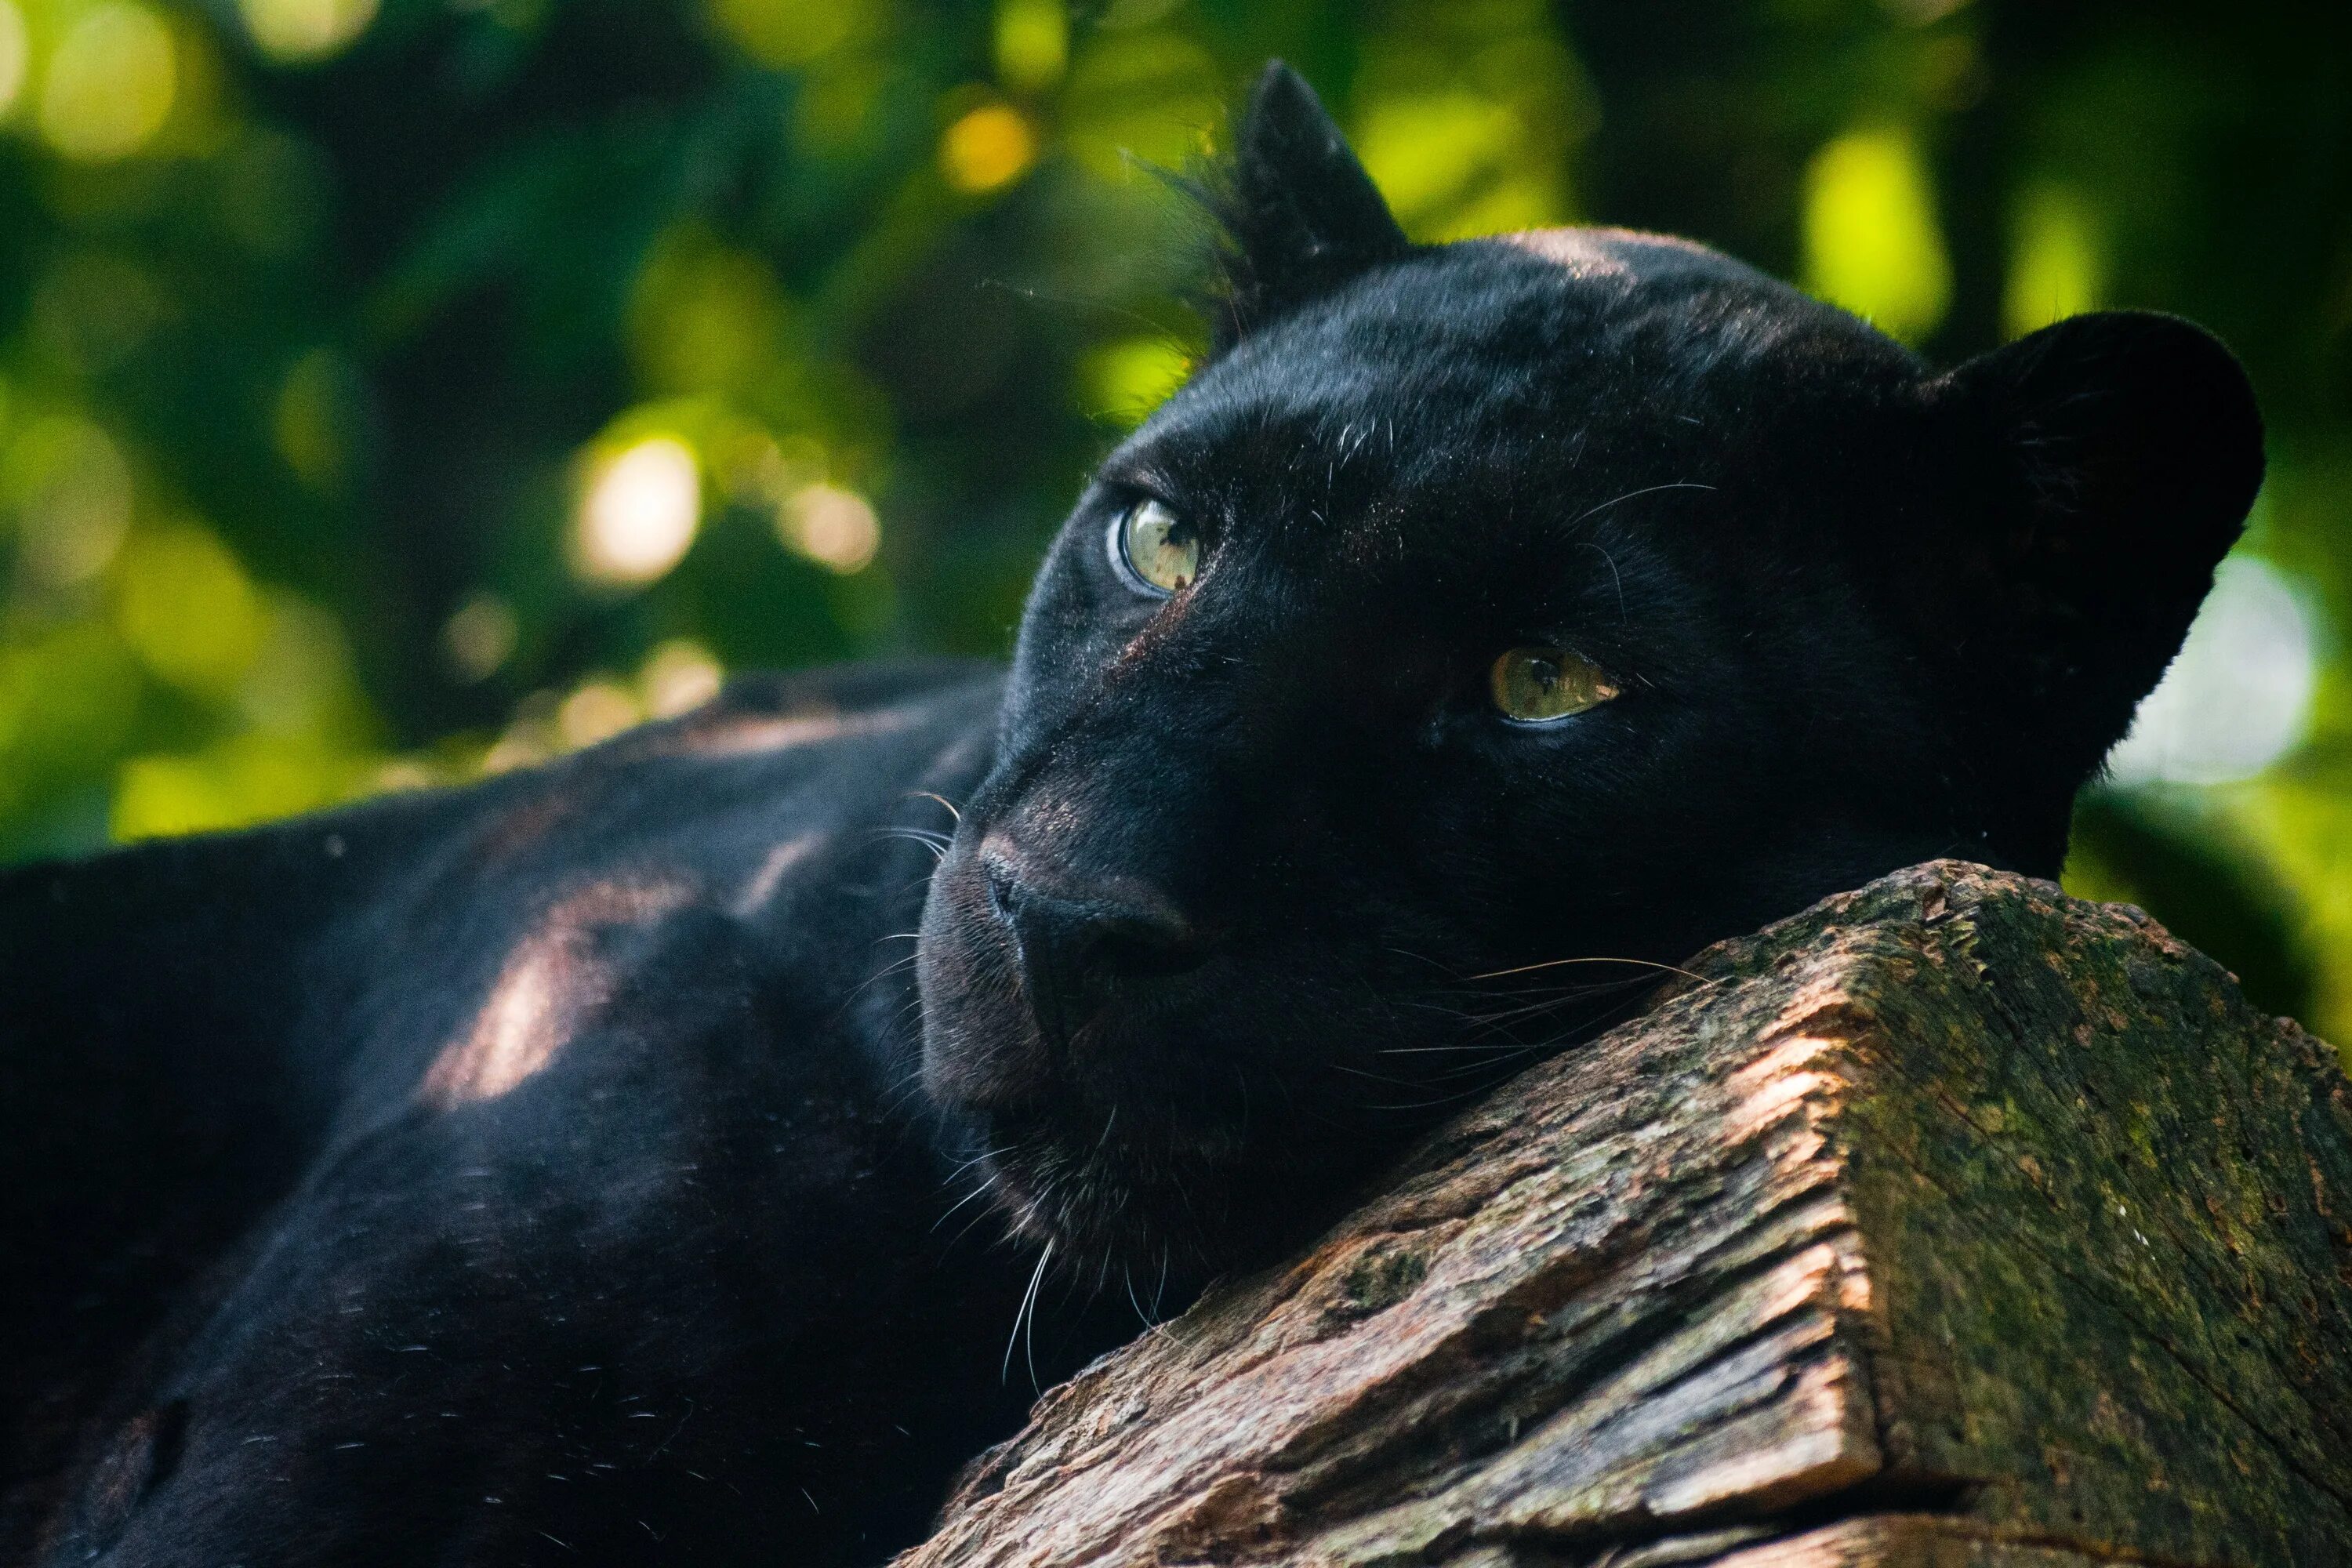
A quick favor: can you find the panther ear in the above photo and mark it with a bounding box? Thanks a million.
[1209,62,1410,349]
[1930,310,2263,775]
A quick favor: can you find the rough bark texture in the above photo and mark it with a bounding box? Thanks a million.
[899,862,2352,1568]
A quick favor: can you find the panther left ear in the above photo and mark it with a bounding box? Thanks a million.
[1209,62,1410,349]
[1929,310,2263,776]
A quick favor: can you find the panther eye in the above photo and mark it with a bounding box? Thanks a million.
[1109,498,1200,596]
[1490,647,1620,724]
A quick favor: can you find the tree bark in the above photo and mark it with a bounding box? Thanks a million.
[898,862,2352,1568]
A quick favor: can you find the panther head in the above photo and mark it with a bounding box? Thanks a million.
[916,64,2262,1283]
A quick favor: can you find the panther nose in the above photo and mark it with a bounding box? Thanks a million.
[982,852,1206,1037]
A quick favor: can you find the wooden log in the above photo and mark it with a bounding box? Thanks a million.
[898,862,2352,1568]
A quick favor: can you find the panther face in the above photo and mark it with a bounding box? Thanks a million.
[915,65,2261,1283]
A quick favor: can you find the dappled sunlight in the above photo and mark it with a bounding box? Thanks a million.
[1499,228,1639,279]
[0,0,2332,1062]
[732,833,823,915]
[649,702,920,760]
[420,877,698,1108]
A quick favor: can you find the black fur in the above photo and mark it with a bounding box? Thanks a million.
[0,63,2259,1565]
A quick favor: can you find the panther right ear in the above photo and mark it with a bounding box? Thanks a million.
[1909,310,2262,869]
[1208,62,1410,350]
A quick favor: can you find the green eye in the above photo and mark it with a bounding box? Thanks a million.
[1111,498,1200,596]
[1490,647,1620,724]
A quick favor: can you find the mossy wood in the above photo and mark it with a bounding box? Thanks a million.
[899,863,2352,1568]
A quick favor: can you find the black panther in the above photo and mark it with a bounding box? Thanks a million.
[0,64,2259,1566]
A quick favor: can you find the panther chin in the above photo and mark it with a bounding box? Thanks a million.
[958,1091,1370,1291]
[914,844,1376,1284]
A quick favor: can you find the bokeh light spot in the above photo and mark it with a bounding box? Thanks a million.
[114,524,269,698]
[558,681,641,749]
[627,227,789,398]
[2107,556,2318,787]
[0,2,30,118]
[40,2,178,162]
[2004,183,2103,340]
[940,103,1036,194]
[993,0,1065,92]
[111,732,357,842]
[444,592,519,682]
[575,437,700,587]
[1355,91,1561,241]
[1062,31,1218,180]
[641,639,723,718]
[779,485,880,574]
[6,416,133,590]
[238,0,376,63]
[707,0,856,67]
[1078,337,1189,426]
[273,350,358,491]
[1802,126,1951,343]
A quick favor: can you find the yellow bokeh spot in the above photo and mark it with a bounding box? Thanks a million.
[273,350,354,490]
[40,2,177,162]
[0,621,141,817]
[707,0,857,67]
[557,681,641,749]
[114,523,269,698]
[778,483,880,573]
[6,414,133,590]
[238,592,370,742]
[1077,336,1189,426]
[238,0,377,63]
[627,226,789,397]
[1061,31,1218,180]
[641,638,724,717]
[111,732,358,842]
[1355,90,1564,241]
[573,436,701,587]
[2004,182,2103,340]
[1801,126,1952,344]
[940,102,1036,194]
[0,1,29,118]
[993,0,1065,93]
[443,591,518,681]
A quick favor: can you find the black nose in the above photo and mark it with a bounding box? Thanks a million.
[982,853,1206,1040]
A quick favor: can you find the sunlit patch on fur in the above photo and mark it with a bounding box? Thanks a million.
[732,833,822,916]
[422,877,695,1107]
[647,705,920,760]
[1500,226,1719,279]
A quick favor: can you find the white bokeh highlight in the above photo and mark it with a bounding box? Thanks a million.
[2106,555,2319,787]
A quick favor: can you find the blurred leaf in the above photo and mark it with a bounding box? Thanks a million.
[2065,789,2318,1025]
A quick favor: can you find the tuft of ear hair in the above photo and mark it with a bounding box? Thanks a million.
[1203,62,1410,351]
[1934,309,2263,796]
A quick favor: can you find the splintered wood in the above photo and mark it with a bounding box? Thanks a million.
[899,863,2352,1568]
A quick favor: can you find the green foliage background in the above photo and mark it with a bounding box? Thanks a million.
[0,0,2345,1045]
